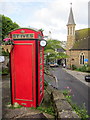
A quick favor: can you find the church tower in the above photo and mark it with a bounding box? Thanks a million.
[66,4,76,50]
[66,4,76,68]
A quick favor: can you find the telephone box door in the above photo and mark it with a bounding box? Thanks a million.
[11,41,36,107]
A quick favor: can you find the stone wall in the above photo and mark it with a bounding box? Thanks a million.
[46,86,79,119]
[66,35,75,50]
[66,50,90,68]
[0,56,9,70]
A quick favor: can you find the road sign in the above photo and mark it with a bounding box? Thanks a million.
[84,58,88,62]
[0,56,5,62]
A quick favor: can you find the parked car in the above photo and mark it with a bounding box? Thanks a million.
[49,62,59,67]
[85,75,90,82]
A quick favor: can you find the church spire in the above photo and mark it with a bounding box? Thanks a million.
[67,3,75,25]
[66,3,76,50]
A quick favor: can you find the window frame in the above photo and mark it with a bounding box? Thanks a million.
[79,53,85,65]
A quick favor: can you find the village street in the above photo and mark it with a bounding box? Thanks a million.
[1,67,90,119]
[49,67,90,116]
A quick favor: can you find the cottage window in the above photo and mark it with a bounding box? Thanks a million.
[80,53,84,64]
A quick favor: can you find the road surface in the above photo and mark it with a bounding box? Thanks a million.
[51,67,90,115]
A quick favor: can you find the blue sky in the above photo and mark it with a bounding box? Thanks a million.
[0,0,89,41]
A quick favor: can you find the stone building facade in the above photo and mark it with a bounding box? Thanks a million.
[67,50,90,68]
[66,6,90,68]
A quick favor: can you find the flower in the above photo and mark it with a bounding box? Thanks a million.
[64,86,70,89]
[2,38,14,45]
[64,86,74,97]
[66,86,70,89]
[3,38,10,41]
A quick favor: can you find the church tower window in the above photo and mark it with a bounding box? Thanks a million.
[70,27,72,35]
[73,27,75,35]
[68,27,69,35]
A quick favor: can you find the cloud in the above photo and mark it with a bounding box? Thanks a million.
[76,23,88,30]
[0,2,22,15]
[0,0,89,41]
[0,0,52,2]
[29,0,88,40]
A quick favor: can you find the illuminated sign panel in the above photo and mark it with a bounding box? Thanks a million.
[12,34,34,39]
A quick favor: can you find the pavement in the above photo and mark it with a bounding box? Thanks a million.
[1,75,54,120]
[62,68,90,87]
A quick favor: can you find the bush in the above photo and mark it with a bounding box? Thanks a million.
[71,65,77,70]
[76,65,90,73]
[80,65,87,72]
[86,66,90,72]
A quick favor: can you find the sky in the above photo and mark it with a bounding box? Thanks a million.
[0,0,89,41]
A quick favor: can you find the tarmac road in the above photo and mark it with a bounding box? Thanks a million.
[51,67,90,115]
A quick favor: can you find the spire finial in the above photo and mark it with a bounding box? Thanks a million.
[70,3,72,8]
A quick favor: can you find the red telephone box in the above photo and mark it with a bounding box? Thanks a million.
[9,28,45,107]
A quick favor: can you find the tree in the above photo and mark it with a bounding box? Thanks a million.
[0,15,19,55]
[1,15,19,40]
[44,39,68,64]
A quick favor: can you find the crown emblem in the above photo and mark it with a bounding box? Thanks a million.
[20,30,25,33]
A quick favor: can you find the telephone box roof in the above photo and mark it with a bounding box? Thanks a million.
[8,27,43,34]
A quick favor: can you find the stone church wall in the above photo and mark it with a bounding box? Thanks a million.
[66,50,90,68]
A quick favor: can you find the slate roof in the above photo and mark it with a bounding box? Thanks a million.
[67,7,75,25]
[70,28,90,50]
[70,36,90,50]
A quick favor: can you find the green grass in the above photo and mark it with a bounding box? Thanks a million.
[72,103,90,119]
[37,106,55,116]
[7,102,23,109]
[2,68,9,74]
[36,88,55,116]
[29,104,55,116]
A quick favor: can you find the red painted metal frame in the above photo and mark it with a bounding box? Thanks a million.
[10,28,44,108]
[38,41,44,105]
